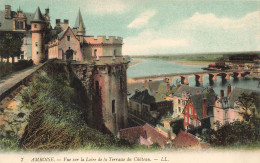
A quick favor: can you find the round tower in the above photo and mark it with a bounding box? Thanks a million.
[31,7,46,65]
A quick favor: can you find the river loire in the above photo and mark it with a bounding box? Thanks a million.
[127,58,260,96]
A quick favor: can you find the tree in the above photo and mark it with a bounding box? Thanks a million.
[238,92,259,125]
[0,32,24,63]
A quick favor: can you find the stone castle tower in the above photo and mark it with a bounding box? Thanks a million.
[31,7,46,65]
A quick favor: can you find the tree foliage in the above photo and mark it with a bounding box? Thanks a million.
[238,92,259,125]
[0,32,24,63]
[200,120,260,146]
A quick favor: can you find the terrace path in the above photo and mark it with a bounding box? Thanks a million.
[0,63,45,101]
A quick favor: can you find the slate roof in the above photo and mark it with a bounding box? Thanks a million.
[129,89,155,104]
[127,82,145,94]
[129,89,167,104]
[0,11,33,31]
[74,9,85,29]
[174,85,204,97]
[147,81,161,93]
[31,7,45,23]
[216,97,230,109]
[174,131,200,148]
[189,92,215,119]
[57,28,68,40]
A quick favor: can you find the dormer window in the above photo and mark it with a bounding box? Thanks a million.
[67,36,70,41]
[15,21,24,30]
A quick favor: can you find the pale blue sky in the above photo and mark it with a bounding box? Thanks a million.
[0,0,259,55]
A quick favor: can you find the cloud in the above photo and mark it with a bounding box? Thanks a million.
[123,11,260,56]
[182,11,260,30]
[123,29,189,55]
[127,10,157,29]
[85,0,129,15]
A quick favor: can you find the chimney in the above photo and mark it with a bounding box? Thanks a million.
[167,83,170,92]
[5,5,11,19]
[144,80,148,88]
[56,19,61,26]
[202,98,207,118]
[227,85,232,97]
[220,90,224,99]
[64,19,69,24]
[45,8,49,15]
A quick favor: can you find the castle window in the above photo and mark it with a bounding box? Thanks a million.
[94,49,97,57]
[67,36,70,41]
[35,42,38,47]
[34,24,37,28]
[112,100,116,114]
[36,51,39,54]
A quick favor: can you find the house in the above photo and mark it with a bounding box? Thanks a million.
[183,92,215,130]
[120,123,171,148]
[214,86,260,127]
[165,85,204,118]
[128,89,173,124]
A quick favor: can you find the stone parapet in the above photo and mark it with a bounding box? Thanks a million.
[84,36,123,45]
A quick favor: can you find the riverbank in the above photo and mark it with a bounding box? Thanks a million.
[169,60,213,66]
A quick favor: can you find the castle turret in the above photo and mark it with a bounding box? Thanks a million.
[74,9,85,35]
[31,7,46,65]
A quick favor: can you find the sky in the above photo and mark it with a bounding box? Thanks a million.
[0,0,259,56]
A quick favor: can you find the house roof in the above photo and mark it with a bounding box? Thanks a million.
[174,85,204,97]
[127,82,145,94]
[147,81,161,93]
[0,11,33,31]
[31,7,45,23]
[143,123,169,147]
[120,126,146,142]
[174,131,200,148]
[189,92,215,119]
[129,89,167,104]
[120,123,169,148]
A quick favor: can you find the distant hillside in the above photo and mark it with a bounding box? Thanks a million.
[131,51,260,62]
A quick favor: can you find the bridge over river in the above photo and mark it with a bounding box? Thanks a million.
[130,69,255,84]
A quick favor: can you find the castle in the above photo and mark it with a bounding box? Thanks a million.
[0,5,129,135]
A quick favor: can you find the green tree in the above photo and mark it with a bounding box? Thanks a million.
[238,92,259,125]
[0,32,24,63]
